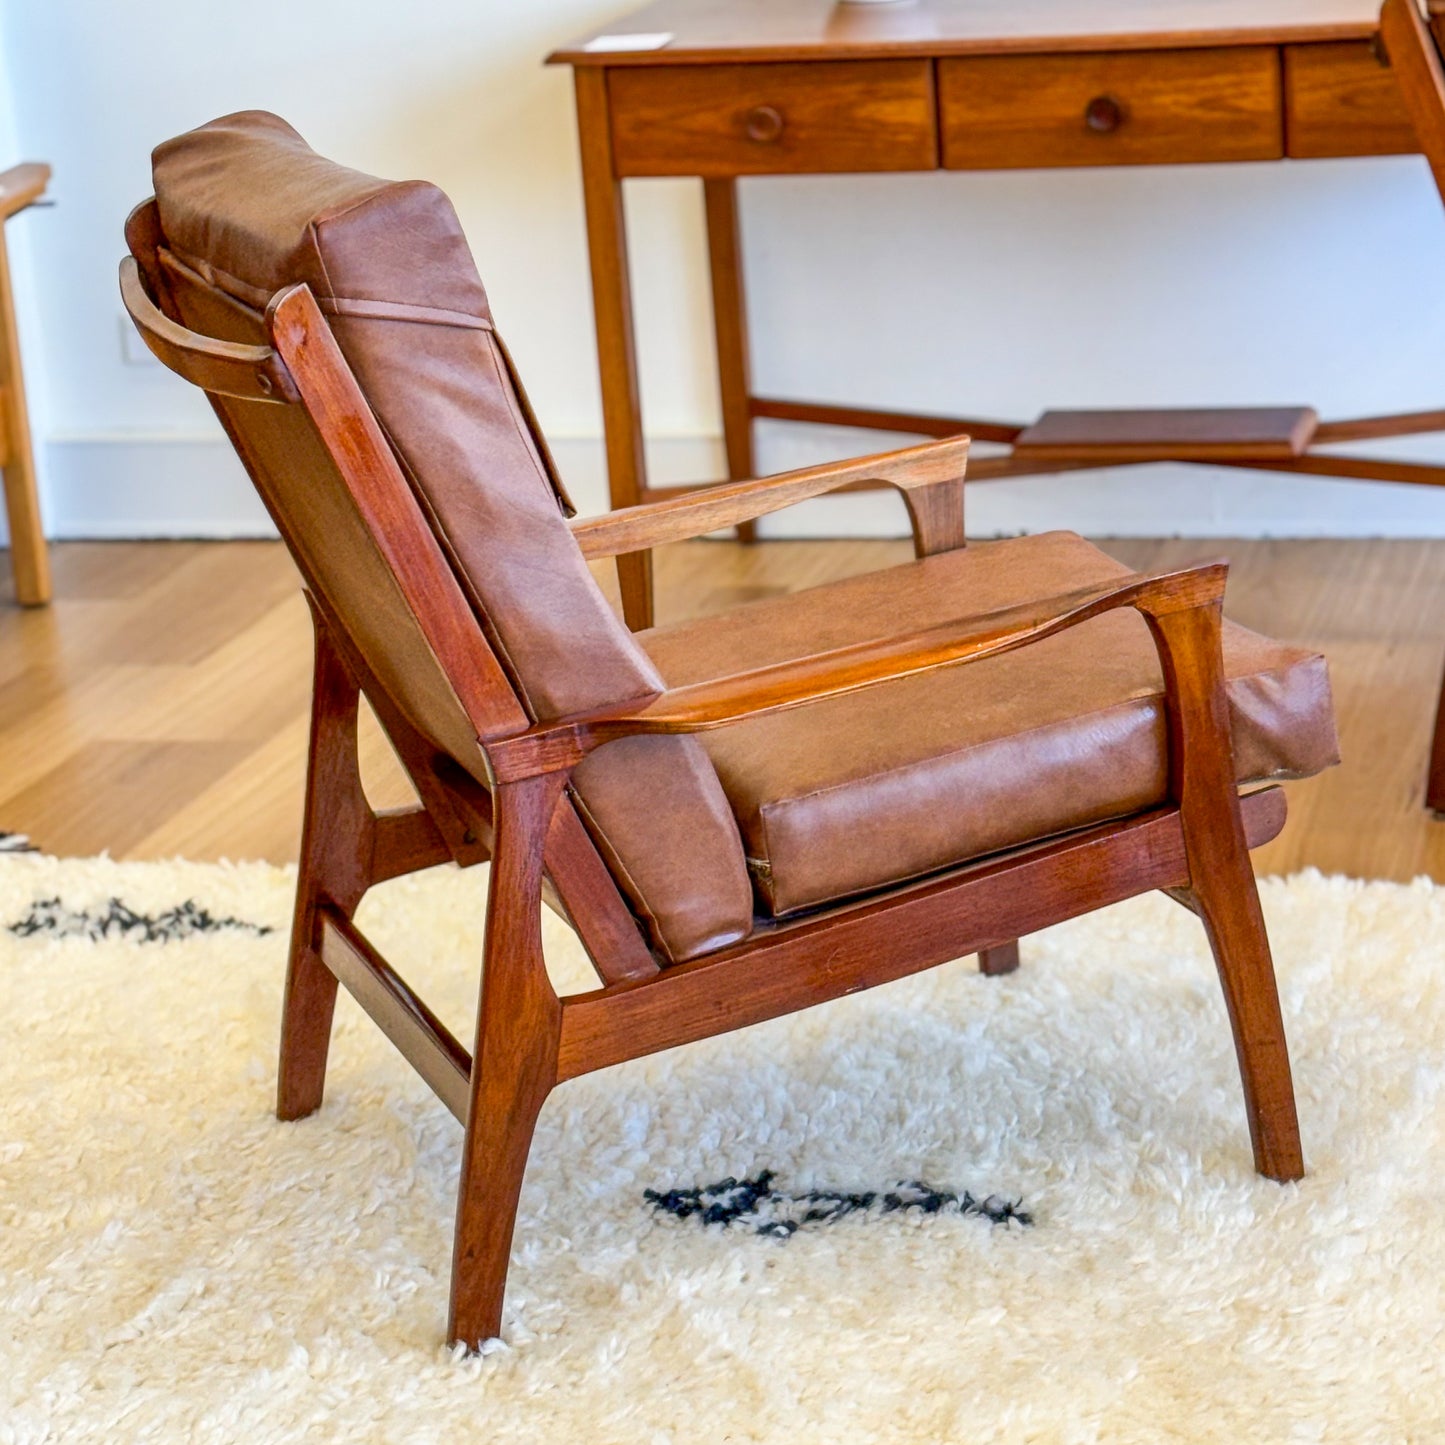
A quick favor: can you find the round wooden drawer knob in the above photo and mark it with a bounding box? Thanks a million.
[1084,95,1123,134]
[744,105,785,144]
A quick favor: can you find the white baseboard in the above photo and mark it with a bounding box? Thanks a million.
[38,433,274,539]
[19,427,1445,541]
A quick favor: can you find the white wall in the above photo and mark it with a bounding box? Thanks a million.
[6,0,1445,541]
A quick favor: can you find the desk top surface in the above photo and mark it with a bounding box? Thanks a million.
[549,0,1383,66]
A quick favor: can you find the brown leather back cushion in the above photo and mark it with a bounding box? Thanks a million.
[150,112,752,962]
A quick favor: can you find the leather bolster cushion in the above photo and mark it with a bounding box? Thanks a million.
[639,531,1339,918]
[151,110,755,963]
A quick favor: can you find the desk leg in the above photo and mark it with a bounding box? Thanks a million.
[703,178,758,543]
[1427,674,1445,813]
[575,67,653,630]
[0,225,49,606]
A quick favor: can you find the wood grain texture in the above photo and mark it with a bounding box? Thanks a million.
[1381,0,1445,196]
[1313,408,1445,443]
[1145,600,1301,1180]
[2,533,1442,883]
[555,788,1286,1082]
[485,562,1226,784]
[557,3,1426,637]
[549,0,1386,68]
[748,397,1024,445]
[569,437,969,558]
[0,167,50,605]
[120,255,298,405]
[449,771,567,1347]
[610,59,937,177]
[573,67,654,629]
[318,907,472,1124]
[940,47,1283,170]
[702,178,758,544]
[1284,39,1419,157]
[1014,407,1319,462]
[1375,0,1445,807]
[0,163,49,219]
[275,600,369,1122]
[9,533,1445,882]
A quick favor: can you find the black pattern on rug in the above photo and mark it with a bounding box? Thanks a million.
[646,1171,1032,1238]
[8,897,274,943]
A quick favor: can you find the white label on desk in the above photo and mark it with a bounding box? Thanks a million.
[583,32,673,52]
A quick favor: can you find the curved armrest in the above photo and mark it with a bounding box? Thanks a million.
[486,559,1227,782]
[569,435,970,560]
[0,163,49,220]
[119,256,299,403]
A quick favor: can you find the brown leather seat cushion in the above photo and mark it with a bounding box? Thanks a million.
[639,532,1338,917]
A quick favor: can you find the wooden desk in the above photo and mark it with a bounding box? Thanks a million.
[549,1,1426,631]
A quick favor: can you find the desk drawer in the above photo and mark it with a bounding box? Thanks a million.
[1284,42,1418,157]
[608,60,937,177]
[940,48,1283,169]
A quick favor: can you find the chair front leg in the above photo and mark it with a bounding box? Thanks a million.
[449,771,567,1350]
[1146,600,1303,1183]
[277,599,377,1121]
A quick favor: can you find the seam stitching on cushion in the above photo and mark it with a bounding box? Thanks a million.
[480,334,569,514]
[750,654,1320,822]
[751,653,1323,843]
[568,782,674,963]
[315,296,493,329]
[364,406,542,720]
[756,696,1163,821]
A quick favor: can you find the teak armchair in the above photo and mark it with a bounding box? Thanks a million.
[121,113,1337,1349]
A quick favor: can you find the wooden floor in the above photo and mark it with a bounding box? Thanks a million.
[2,534,1443,881]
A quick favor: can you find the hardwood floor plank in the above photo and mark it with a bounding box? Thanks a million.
[3,738,249,857]
[2,535,1442,882]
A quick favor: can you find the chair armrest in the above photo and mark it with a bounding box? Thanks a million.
[569,435,971,561]
[0,163,50,221]
[486,559,1227,782]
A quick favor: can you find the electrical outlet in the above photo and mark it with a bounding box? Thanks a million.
[120,315,158,366]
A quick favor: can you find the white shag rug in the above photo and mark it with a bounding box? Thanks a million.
[2,856,1443,1444]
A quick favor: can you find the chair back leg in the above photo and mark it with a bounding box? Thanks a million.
[976,940,1021,975]
[277,600,376,1121]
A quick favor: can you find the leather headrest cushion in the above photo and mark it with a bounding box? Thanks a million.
[151,109,491,325]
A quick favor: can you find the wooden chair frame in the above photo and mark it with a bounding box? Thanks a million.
[121,248,1302,1351]
[0,163,51,606]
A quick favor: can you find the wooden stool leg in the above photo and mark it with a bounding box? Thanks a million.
[977,940,1020,975]
[449,773,565,1350]
[0,226,49,606]
[1426,659,1445,814]
[277,602,376,1121]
